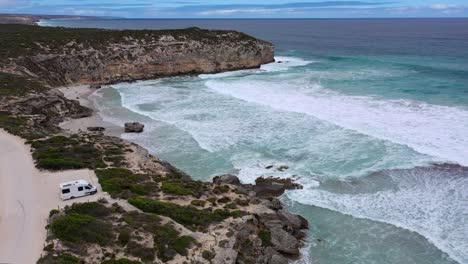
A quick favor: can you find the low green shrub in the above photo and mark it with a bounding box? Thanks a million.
[161,182,194,196]
[153,224,195,261]
[207,197,217,205]
[32,136,106,170]
[129,197,244,230]
[224,202,237,209]
[118,230,131,245]
[126,241,155,262]
[190,200,206,207]
[49,209,60,217]
[95,168,155,198]
[235,199,249,206]
[0,72,49,96]
[173,236,196,256]
[121,211,161,231]
[202,250,215,261]
[258,230,272,247]
[37,252,81,264]
[66,202,111,218]
[213,185,230,194]
[0,112,45,140]
[50,213,113,246]
[217,196,231,203]
[101,259,142,264]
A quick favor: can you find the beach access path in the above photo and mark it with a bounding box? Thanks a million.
[0,129,103,264]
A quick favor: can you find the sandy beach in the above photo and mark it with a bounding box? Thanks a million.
[59,85,123,136]
[0,129,104,263]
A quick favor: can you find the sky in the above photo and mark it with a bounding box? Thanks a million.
[1,0,468,18]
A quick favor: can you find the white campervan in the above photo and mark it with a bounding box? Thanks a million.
[60,180,97,200]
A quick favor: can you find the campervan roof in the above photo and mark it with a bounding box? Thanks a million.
[59,180,89,189]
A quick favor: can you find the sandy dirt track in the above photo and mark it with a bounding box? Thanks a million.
[0,130,103,264]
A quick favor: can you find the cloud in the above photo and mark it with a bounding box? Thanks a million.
[1,0,468,18]
[0,0,16,7]
[430,4,461,10]
[168,1,394,16]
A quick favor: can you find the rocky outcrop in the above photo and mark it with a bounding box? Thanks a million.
[213,174,242,185]
[124,122,144,133]
[87,126,105,132]
[211,174,308,263]
[0,90,92,125]
[2,26,274,86]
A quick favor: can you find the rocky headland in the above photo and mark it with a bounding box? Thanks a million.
[0,24,307,264]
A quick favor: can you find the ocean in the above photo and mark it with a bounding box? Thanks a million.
[40,18,468,264]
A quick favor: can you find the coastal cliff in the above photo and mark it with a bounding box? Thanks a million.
[0,24,306,264]
[1,24,274,86]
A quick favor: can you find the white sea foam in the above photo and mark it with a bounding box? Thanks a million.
[103,57,468,263]
[206,78,468,166]
[199,56,313,80]
[262,56,314,72]
[287,167,468,264]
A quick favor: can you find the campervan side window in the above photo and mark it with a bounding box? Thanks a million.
[62,189,70,194]
[78,186,84,191]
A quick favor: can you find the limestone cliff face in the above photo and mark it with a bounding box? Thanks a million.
[6,27,274,86]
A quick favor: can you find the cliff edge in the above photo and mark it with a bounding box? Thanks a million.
[1,24,274,86]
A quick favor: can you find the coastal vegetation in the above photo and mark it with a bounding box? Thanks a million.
[95,168,158,198]
[0,23,307,263]
[0,72,49,96]
[43,201,197,263]
[129,196,245,231]
[31,136,106,170]
[0,24,257,61]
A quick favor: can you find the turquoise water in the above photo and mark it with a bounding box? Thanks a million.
[48,18,468,264]
[90,54,468,264]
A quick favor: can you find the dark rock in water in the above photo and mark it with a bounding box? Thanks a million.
[265,165,274,169]
[253,177,302,198]
[87,126,105,132]
[213,174,241,185]
[277,165,289,171]
[277,61,283,64]
[89,84,101,89]
[124,122,144,133]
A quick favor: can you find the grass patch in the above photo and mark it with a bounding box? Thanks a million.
[31,135,106,170]
[129,196,244,230]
